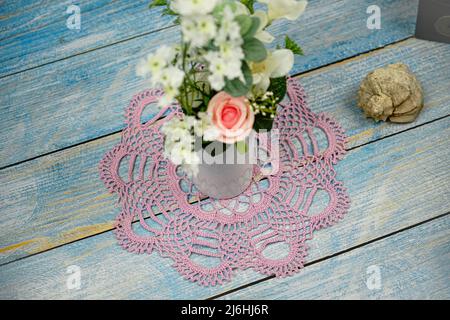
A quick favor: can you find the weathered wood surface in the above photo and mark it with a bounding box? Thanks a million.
[0,116,448,299]
[221,214,450,300]
[1,0,448,300]
[0,0,174,78]
[0,0,419,168]
[1,38,450,266]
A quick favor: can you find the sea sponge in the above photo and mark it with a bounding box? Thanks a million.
[358,63,424,123]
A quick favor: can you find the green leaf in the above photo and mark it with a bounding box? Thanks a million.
[242,17,260,39]
[240,0,255,14]
[162,7,177,16]
[235,15,261,39]
[285,35,304,55]
[268,76,287,103]
[242,37,267,62]
[224,62,253,97]
[149,0,167,8]
[235,15,253,37]
[253,114,274,131]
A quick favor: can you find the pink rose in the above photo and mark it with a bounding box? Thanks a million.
[207,92,255,144]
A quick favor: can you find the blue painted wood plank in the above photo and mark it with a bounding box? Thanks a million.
[0,0,420,168]
[0,0,175,77]
[0,116,448,299]
[1,38,449,265]
[221,214,450,299]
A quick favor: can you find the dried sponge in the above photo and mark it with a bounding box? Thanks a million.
[358,63,424,123]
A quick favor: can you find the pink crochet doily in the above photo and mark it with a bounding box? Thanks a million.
[99,78,350,286]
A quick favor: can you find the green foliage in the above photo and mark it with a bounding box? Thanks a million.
[243,17,260,40]
[237,16,265,63]
[235,15,253,37]
[242,38,267,62]
[224,62,253,97]
[162,7,177,16]
[149,0,179,23]
[253,114,274,131]
[253,77,288,131]
[149,0,167,9]
[268,76,287,103]
[240,0,255,14]
[285,35,304,55]
[236,15,260,39]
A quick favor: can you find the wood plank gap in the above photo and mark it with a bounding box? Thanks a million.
[1,115,447,268]
[0,2,127,43]
[0,126,121,171]
[0,37,417,171]
[0,24,176,81]
[209,211,450,300]
[346,114,450,152]
[292,36,414,79]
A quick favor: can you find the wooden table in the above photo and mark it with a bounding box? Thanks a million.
[0,0,449,299]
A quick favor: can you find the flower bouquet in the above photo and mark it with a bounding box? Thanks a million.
[138,0,307,199]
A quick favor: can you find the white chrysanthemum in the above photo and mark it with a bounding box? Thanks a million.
[168,143,188,165]
[215,7,242,45]
[204,52,227,91]
[171,0,220,16]
[208,73,226,91]
[219,42,244,61]
[136,45,176,78]
[154,66,185,106]
[258,0,308,22]
[205,45,245,90]
[197,15,217,38]
[181,18,196,42]
[218,42,244,81]
[194,112,220,141]
[225,59,244,82]
[161,116,201,176]
[181,15,217,48]
[155,45,176,62]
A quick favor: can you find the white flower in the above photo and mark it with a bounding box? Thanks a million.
[197,15,217,37]
[155,66,182,87]
[181,18,196,43]
[205,48,244,90]
[204,52,227,91]
[208,73,226,91]
[154,66,184,106]
[215,7,242,46]
[171,0,220,16]
[168,143,190,165]
[136,45,176,78]
[181,15,217,48]
[195,112,220,141]
[250,49,294,95]
[253,11,275,43]
[155,45,176,62]
[258,0,307,22]
[219,42,244,61]
[162,117,199,168]
[195,15,217,47]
